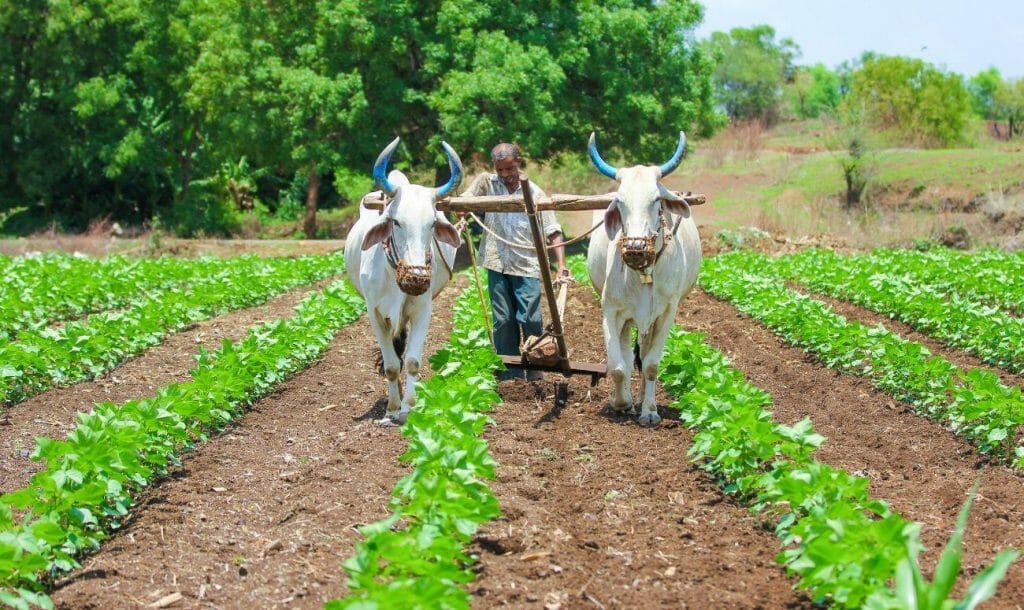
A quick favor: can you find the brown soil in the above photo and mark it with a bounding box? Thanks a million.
[50,281,461,609]
[685,288,1024,607]
[468,287,809,609]
[0,279,336,494]
[44,279,812,609]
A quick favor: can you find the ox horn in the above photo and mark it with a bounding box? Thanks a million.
[372,136,401,196]
[587,132,619,180]
[657,131,687,178]
[435,141,464,199]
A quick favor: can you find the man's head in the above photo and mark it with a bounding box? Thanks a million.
[491,143,523,192]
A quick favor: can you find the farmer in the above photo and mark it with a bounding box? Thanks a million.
[461,142,570,381]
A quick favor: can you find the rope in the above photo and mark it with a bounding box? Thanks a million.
[467,212,605,251]
[462,225,494,346]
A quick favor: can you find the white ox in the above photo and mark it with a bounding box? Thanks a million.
[344,137,463,424]
[586,132,702,425]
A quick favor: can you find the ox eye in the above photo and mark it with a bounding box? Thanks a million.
[392,220,401,228]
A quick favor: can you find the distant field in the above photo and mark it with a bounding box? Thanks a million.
[661,120,1024,250]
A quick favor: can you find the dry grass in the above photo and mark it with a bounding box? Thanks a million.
[697,120,767,170]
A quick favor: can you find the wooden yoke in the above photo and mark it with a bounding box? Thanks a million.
[361,191,707,212]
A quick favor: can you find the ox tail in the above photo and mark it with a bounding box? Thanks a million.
[633,337,642,372]
[375,328,409,376]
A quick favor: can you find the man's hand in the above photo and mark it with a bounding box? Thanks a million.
[553,266,574,286]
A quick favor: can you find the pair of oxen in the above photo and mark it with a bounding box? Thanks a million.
[344,133,701,426]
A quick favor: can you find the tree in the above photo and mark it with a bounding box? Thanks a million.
[968,67,1002,120]
[786,63,841,119]
[994,78,1024,139]
[844,55,971,147]
[703,25,800,124]
[0,0,720,233]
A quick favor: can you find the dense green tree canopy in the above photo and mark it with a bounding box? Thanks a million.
[0,0,718,234]
[845,54,970,147]
[703,25,799,124]
[786,64,841,119]
[968,67,1002,120]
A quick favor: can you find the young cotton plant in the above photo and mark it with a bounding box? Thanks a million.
[702,252,1024,467]
[660,329,913,607]
[330,279,503,610]
[0,279,365,609]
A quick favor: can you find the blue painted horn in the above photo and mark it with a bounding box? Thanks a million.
[435,141,464,198]
[658,131,687,178]
[372,136,400,195]
[587,132,618,179]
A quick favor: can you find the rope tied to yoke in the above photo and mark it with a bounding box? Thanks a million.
[466,211,605,251]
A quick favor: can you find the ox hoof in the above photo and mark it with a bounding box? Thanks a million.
[610,401,633,413]
[637,411,661,427]
[378,412,406,427]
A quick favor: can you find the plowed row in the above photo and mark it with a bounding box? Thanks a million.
[4,261,1023,608]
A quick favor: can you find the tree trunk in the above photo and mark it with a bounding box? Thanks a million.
[176,115,201,205]
[303,161,320,239]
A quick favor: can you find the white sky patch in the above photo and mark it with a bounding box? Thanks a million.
[695,0,1024,78]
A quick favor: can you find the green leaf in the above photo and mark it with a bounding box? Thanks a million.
[954,549,1020,610]
[926,480,979,608]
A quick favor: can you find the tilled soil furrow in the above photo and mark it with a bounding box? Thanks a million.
[685,287,1024,607]
[0,278,336,493]
[794,285,1024,388]
[47,280,460,609]
[470,284,809,609]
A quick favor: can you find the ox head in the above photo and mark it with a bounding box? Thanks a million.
[588,131,690,271]
[361,137,463,295]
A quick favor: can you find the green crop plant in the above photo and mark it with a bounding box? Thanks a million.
[702,251,1024,466]
[329,276,502,610]
[0,277,365,608]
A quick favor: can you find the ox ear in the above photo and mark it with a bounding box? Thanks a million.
[433,215,462,249]
[362,218,393,251]
[658,183,691,219]
[604,200,622,240]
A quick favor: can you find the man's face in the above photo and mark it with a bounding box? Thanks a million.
[494,157,521,191]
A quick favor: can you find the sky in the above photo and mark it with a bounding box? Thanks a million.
[694,0,1024,79]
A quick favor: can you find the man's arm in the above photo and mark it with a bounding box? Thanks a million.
[548,230,569,279]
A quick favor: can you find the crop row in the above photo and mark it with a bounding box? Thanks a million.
[660,329,1015,608]
[701,252,1024,467]
[843,248,1024,317]
[329,278,503,609]
[0,255,278,340]
[771,249,1024,372]
[0,254,343,408]
[0,254,103,298]
[0,278,366,609]
[570,254,1013,606]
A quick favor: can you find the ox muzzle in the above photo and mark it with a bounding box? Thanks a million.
[395,257,432,296]
[619,234,658,272]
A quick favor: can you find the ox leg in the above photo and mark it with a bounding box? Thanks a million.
[603,314,634,413]
[369,313,403,423]
[398,309,431,424]
[637,311,675,426]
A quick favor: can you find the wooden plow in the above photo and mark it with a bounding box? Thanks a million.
[363,179,706,386]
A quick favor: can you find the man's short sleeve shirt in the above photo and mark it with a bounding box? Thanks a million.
[463,174,562,278]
